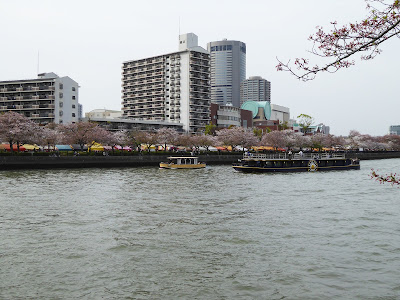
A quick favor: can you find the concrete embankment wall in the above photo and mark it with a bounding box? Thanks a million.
[1,152,399,170]
[346,152,400,160]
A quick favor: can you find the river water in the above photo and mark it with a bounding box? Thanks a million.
[1,158,400,299]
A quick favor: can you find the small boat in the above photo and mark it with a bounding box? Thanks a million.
[159,157,206,169]
[233,152,360,173]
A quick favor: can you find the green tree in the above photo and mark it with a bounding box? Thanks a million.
[204,122,216,135]
[297,114,314,134]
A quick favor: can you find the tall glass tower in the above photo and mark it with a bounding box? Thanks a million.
[207,39,246,108]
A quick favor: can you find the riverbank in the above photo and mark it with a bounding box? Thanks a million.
[1,151,399,170]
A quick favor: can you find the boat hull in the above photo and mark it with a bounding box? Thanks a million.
[159,163,206,169]
[233,164,360,173]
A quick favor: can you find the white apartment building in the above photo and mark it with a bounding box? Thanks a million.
[240,76,271,106]
[0,72,80,124]
[121,33,211,133]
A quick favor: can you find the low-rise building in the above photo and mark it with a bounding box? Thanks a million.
[309,123,330,135]
[0,72,80,124]
[270,104,290,124]
[210,103,252,129]
[86,109,122,120]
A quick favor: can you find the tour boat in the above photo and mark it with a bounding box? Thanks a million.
[159,157,206,169]
[233,152,360,173]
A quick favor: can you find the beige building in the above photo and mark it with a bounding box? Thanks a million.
[0,72,80,124]
[86,109,122,120]
[121,33,211,133]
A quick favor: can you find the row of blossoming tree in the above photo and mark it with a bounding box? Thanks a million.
[2,112,400,155]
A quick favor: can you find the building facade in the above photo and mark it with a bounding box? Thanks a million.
[240,76,271,106]
[86,109,123,120]
[389,125,400,135]
[270,104,290,124]
[210,103,253,129]
[207,39,246,108]
[83,117,184,132]
[121,33,211,133]
[0,72,80,124]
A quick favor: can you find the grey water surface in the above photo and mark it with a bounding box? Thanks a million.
[1,159,400,299]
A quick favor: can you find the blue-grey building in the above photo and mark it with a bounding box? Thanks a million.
[207,39,246,108]
[389,125,400,135]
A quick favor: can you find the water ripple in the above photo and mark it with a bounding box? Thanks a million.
[1,160,400,299]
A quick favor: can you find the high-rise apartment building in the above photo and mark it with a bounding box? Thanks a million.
[121,33,211,133]
[240,76,271,106]
[0,72,80,124]
[207,39,246,108]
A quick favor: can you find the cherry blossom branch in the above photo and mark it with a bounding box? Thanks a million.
[371,168,400,185]
[277,0,400,81]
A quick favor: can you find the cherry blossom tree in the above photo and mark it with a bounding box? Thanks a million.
[216,127,258,151]
[311,133,328,151]
[197,135,218,152]
[216,128,242,150]
[293,132,312,150]
[108,131,128,150]
[136,131,158,152]
[38,125,62,151]
[382,134,400,150]
[282,130,297,149]
[261,130,288,150]
[277,0,400,81]
[240,129,260,151]
[58,122,107,151]
[0,111,38,154]
[156,128,178,151]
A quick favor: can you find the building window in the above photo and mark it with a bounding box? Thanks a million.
[72,104,76,109]
[72,96,76,100]
[59,102,63,108]
[59,111,63,116]
[59,83,63,89]
[72,113,76,117]
[59,92,63,98]
[72,87,76,91]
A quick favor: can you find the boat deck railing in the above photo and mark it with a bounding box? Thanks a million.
[243,153,346,160]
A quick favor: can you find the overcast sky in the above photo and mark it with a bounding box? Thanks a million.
[0,0,398,136]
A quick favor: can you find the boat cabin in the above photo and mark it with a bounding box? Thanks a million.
[167,157,199,165]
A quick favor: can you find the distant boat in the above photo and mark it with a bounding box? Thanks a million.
[233,152,360,173]
[159,157,206,169]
